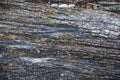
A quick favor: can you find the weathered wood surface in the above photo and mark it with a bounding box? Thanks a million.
[0,0,120,80]
[0,0,97,3]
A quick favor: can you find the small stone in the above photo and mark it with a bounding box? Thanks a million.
[58,4,68,8]
[68,4,75,8]
[51,4,58,7]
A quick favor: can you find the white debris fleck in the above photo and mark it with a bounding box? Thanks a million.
[58,4,68,8]
[19,57,57,63]
[105,30,110,33]
[7,45,36,49]
[51,4,58,7]
[50,32,63,38]
[68,4,75,8]
[60,73,64,77]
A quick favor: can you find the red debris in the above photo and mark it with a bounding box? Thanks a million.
[85,4,92,9]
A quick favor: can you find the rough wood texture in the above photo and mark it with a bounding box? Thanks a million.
[0,0,120,80]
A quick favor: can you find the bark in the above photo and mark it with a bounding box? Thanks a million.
[0,0,120,80]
